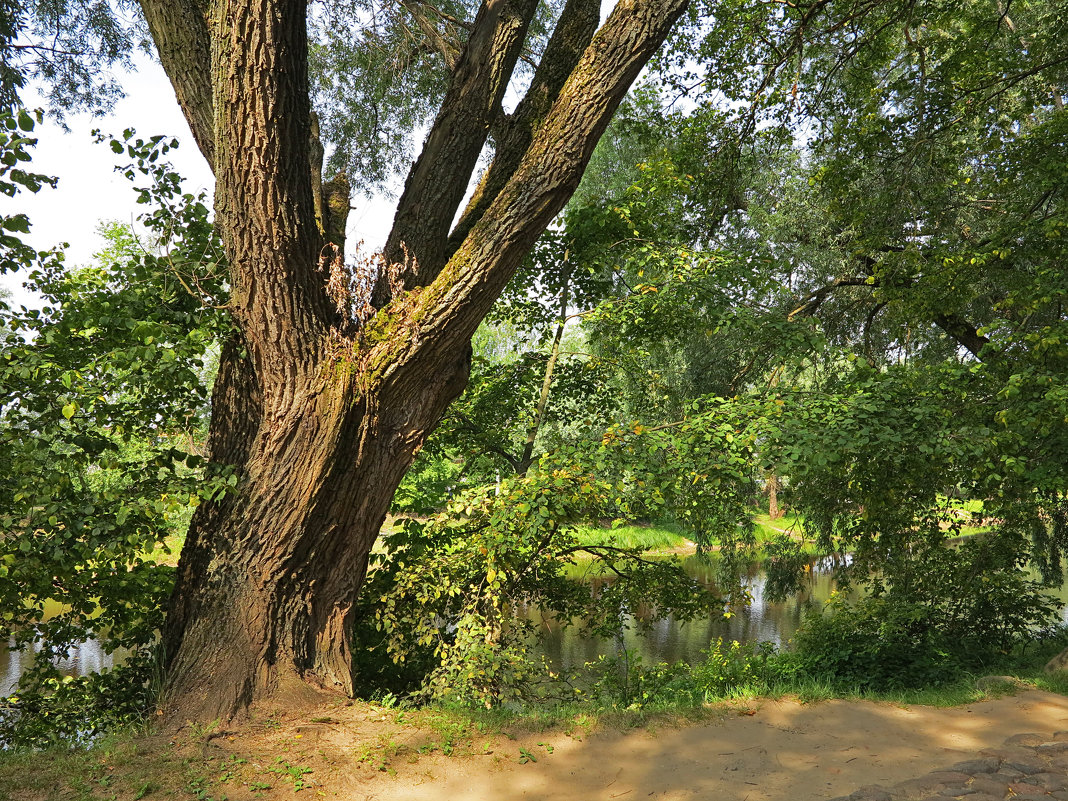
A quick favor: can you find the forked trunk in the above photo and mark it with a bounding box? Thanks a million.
[145,0,688,721]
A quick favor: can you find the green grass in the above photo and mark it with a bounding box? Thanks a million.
[569,522,691,552]
[0,746,102,801]
[942,496,985,515]
[955,524,991,538]
[762,676,989,707]
[0,728,193,801]
[670,673,1007,708]
[142,530,186,566]
[567,511,827,559]
[752,510,807,536]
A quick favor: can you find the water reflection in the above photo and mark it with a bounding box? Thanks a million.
[1,638,110,697]
[524,555,845,672]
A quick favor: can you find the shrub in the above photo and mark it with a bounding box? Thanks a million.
[692,638,774,699]
[780,594,966,689]
[779,537,1062,690]
[585,653,699,708]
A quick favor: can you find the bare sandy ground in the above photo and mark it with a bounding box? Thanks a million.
[168,692,1068,801]
[198,688,1068,801]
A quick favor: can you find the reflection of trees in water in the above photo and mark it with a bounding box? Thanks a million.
[526,557,847,671]
[3,556,856,689]
[0,637,111,696]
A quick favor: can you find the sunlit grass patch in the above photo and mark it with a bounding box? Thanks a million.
[569,522,691,552]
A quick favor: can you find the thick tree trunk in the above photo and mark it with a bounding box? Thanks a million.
[150,0,688,722]
[162,345,470,719]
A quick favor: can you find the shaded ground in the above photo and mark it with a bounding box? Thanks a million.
[8,687,1068,801]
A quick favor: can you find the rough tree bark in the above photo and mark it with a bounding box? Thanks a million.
[140,0,688,721]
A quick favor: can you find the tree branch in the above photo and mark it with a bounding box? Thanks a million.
[447,0,601,253]
[398,0,690,362]
[400,0,463,70]
[932,312,989,359]
[377,0,540,306]
[138,0,215,170]
[452,411,524,472]
[518,263,572,474]
[787,276,871,319]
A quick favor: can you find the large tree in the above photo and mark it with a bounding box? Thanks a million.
[134,0,688,719]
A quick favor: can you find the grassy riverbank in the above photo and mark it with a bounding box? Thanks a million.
[569,511,822,556]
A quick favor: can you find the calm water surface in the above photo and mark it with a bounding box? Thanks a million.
[525,554,845,672]
[1,638,112,697]
[5,554,1068,691]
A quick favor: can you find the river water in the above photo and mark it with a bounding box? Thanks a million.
[1,638,113,697]
[4,553,1067,693]
[527,554,844,672]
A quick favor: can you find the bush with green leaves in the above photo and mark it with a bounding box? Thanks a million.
[351,414,768,706]
[779,537,1061,691]
[779,594,968,690]
[0,122,225,745]
[578,639,775,708]
[692,638,774,700]
[584,653,698,709]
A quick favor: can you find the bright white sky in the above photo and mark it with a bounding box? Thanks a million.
[0,53,396,310]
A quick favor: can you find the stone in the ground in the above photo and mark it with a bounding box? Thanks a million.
[1032,772,1068,791]
[894,773,971,797]
[948,759,1001,775]
[847,786,895,801]
[966,774,1012,797]
[835,731,1068,801]
[1043,645,1068,674]
[1008,780,1051,795]
[827,789,894,801]
[1005,734,1049,747]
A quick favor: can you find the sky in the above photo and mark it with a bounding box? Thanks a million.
[0,54,396,310]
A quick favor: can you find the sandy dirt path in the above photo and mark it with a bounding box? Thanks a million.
[326,690,1068,801]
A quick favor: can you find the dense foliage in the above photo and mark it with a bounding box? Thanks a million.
[361,0,1068,705]
[0,125,224,745]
